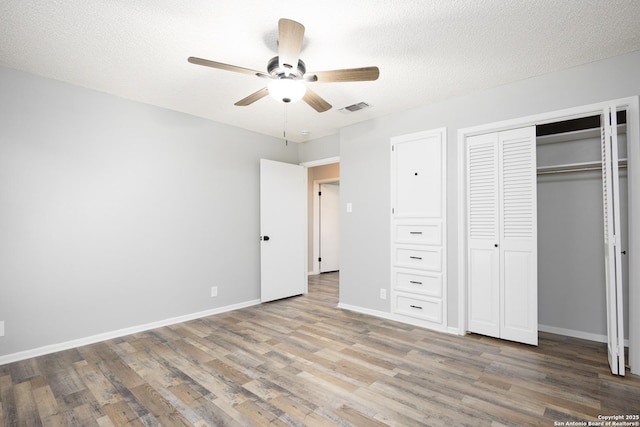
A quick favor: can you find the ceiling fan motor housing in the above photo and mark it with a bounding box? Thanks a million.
[268,56,306,80]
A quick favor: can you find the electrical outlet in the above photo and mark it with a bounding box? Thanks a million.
[0,321,4,337]
[211,286,218,297]
[380,289,387,300]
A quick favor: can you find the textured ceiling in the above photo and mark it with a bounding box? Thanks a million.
[2,1,640,142]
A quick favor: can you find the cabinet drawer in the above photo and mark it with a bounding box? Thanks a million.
[394,270,442,297]
[394,246,441,271]
[394,294,442,323]
[394,222,441,245]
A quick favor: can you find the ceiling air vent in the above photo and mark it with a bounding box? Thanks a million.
[339,102,371,113]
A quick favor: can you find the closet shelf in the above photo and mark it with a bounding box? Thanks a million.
[537,159,627,175]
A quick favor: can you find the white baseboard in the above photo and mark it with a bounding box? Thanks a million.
[448,326,464,336]
[337,303,452,335]
[538,324,608,343]
[337,303,397,322]
[0,299,261,366]
[6,304,625,366]
[538,323,630,347]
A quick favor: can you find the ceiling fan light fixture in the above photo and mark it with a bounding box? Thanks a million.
[268,78,306,103]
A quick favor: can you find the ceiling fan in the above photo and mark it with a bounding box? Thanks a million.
[188,18,380,113]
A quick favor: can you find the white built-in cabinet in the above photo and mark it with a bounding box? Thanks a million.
[391,128,447,331]
[466,126,538,346]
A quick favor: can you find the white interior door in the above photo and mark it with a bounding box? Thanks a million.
[601,106,626,375]
[467,132,501,338]
[260,159,307,302]
[319,183,340,272]
[498,126,538,346]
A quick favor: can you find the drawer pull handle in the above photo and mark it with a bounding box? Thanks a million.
[409,231,423,235]
[410,305,423,310]
[409,256,422,260]
[409,281,423,285]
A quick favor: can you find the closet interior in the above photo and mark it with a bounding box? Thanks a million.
[536,111,629,349]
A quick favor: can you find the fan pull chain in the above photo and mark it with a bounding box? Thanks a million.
[283,104,289,146]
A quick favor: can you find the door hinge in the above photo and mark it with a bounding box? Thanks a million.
[318,257,322,262]
[318,191,322,196]
[392,208,395,214]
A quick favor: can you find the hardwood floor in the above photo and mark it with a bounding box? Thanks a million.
[1,272,639,426]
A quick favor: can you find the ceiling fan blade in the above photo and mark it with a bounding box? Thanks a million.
[302,88,332,112]
[234,87,270,106]
[188,57,269,78]
[278,19,305,71]
[306,66,380,83]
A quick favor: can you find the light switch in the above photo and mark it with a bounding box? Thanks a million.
[346,202,353,213]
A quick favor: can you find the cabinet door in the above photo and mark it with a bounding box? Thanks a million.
[467,132,501,338]
[392,131,444,219]
[498,127,538,346]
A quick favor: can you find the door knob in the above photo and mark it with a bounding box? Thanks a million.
[494,244,498,248]
[261,236,270,241]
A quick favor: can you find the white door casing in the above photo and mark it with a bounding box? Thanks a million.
[260,159,307,302]
[601,105,626,375]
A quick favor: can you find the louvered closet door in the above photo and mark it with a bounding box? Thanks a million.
[498,127,538,346]
[467,132,501,338]
[601,105,625,375]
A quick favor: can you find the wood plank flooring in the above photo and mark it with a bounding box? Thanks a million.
[1,272,639,426]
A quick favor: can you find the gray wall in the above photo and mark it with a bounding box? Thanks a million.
[338,49,640,329]
[0,67,298,358]
[298,133,339,164]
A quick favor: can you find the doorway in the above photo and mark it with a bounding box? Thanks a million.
[308,163,340,275]
[300,158,341,276]
[318,182,340,273]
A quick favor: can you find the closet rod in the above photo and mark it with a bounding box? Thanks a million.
[537,159,627,175]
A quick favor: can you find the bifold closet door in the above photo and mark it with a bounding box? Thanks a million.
[467,133,501,338]
[498,127,538,346]
[601,105,626,376]
[467,126,538,346]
